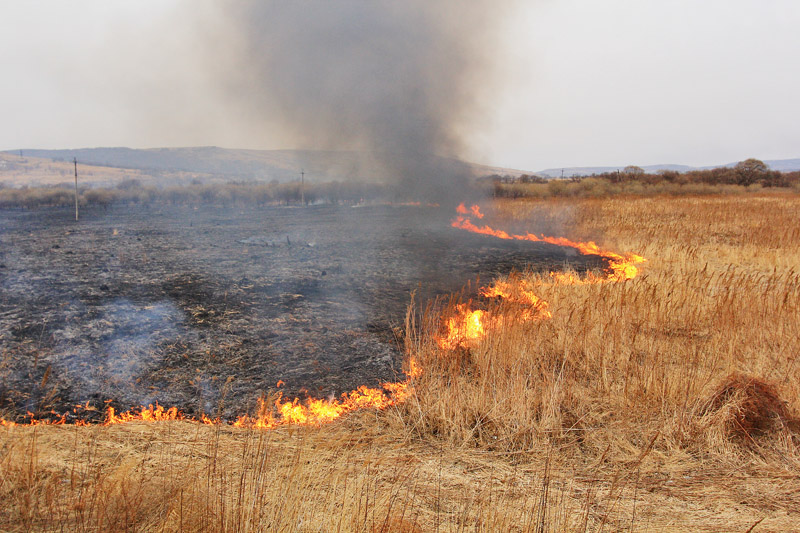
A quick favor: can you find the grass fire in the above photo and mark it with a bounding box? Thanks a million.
[2,1,800,529]
[1,202,640,430]
[2,192,799,531]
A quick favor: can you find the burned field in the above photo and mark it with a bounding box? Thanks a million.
[0,204,601,421]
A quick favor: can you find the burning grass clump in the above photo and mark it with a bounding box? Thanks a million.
[398,291,578,453]
[700,373,800,446]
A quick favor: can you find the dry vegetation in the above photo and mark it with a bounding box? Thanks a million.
[0,153,206,189]
[5,153,800,210]
[0,180,388,209]
[490,162,800,199]
[2,193,799,531]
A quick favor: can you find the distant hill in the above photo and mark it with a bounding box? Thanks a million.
[6,147,799,184]
[7,147,530,184]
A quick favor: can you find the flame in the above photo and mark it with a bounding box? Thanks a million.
[0,403,98,427]
[105,404,183,425]
[438,305,486,350]
[480,279,553,322]
[232,368,417,429]
[437,278,554,350]
[435,204,646,350]
[451,204,644,282]
[0,360,420,429]
[456,202,484,219]
[0,367,416,430]
[480,279,548,309]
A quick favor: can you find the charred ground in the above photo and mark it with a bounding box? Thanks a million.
[0,204,601,421]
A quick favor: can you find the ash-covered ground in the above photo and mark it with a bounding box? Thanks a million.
[0,204,601,420]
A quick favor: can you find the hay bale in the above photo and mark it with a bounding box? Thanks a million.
[703,373,799,442]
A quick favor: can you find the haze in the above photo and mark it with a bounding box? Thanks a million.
[1,0,798,171]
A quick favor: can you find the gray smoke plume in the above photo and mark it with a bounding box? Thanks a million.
[208,1,515,202]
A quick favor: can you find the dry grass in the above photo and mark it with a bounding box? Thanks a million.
[0,153,188,188]
[3,193,800,531]
[406,195,800,453]
[1,417,615,532]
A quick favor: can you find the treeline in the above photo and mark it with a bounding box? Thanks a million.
[0,180,392,209]
[491,159,800,199]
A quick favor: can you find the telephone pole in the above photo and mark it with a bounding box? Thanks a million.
[300,169,305,206]
[73,157,79,221]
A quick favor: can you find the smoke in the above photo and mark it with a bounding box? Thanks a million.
[207,1,515,201]
[49,299,183,408]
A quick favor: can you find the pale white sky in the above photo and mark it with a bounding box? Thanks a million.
[1,1,798,171]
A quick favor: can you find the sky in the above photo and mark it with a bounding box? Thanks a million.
[1,1,798,172]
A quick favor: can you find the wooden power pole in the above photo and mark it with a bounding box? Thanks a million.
[73,157,79,221]
[300,169,305,206]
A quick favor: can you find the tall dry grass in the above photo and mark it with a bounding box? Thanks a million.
[402,195,800,455]
[2,193,799,531]
[3,417,616,532]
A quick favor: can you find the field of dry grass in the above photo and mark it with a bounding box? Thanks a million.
[0,153,208,188]
[2,193,799,531]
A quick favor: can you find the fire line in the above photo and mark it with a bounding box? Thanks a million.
[437,203,645,350]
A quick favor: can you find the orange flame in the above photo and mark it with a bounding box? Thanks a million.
[435,204,645,350]
[0,363,419,430]
[105,404,183,425]
[436,278,554,350]
[438,305,486,350]
[232,366,418,429]
[455,202,486,220]
[451,205,644,282]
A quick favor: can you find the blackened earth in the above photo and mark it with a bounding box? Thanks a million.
[0,204,602,421]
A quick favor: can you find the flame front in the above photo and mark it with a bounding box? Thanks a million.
[105,404,183,425]
[1,203,644,430]
[232,380,411,429]
[452,203,645,282]
[436,204,646,350]
[438,305,486,350]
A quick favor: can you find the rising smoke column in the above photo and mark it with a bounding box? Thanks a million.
[210,1,516,202]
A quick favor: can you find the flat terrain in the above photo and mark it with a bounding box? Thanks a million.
[0,203,598,419]
[2,194,798,531]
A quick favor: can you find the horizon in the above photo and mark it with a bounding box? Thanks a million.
[5,145,797,176]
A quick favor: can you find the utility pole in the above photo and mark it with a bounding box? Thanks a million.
[73,157,79,221]
[300,168,305,207]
